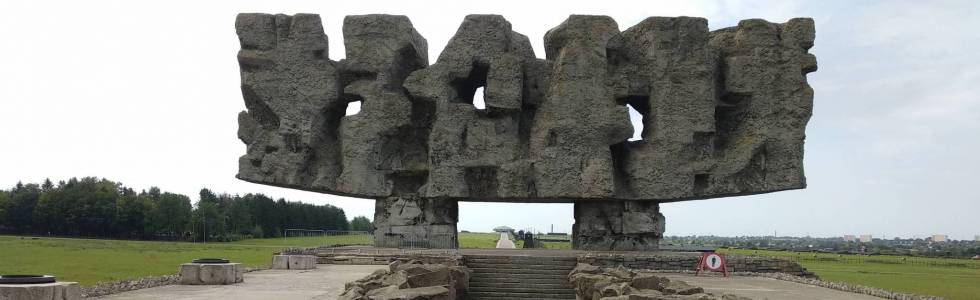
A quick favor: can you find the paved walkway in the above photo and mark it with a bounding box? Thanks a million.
[95,265,386,300]
[495,232,515,249]
[661,274,884,300]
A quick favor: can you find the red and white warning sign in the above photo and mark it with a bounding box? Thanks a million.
[695,252,729,277]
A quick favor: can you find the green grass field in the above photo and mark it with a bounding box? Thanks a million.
[720,249,980,300]
[8,234,972,299]
[0,236,277,286]
[458,232,501,249]
[0,233,502,286]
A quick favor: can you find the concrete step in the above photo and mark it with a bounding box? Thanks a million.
[465,291,576,299]
[463,255,578,299]
[471,274,568,283]
[469,267,573,275]
[464,256,578,264]
[469,287,576,296]
[469,281,571,289]
[468,276,568,284]
[465,262,576,270]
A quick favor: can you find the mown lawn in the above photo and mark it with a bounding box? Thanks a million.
[720,249,980,300]
[0,233,506,286]
[458,232,501,249]
[0,235,277,286]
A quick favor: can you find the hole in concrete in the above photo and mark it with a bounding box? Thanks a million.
[473,87,486,110]
[450,61,490,110]
[626,103,644,141]
[345,101,362,116]
[617,95,650,142]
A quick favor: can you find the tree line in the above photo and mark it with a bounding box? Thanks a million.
[0,177,372,241]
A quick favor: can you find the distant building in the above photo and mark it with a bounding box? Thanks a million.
[859,234,872,243]
[843,235,856,242]
[932,234,948,243]
[493,226,514,233]
[975,235,979,241]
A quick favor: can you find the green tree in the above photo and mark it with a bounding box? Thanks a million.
[191,200,225,241]
[0,190,9,228]
[226,198,253,235]
[8,182,41,233]
[115,194,150,238]
[350,216,373,232]
[152,193,192,237]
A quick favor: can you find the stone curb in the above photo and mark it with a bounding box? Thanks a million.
[637,269,945,300]
[81,267,263,298]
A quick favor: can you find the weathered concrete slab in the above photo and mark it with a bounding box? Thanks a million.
[272,255,316,270]
[179,263,243,285]
[0,282,81,300]
[94,265,387,300]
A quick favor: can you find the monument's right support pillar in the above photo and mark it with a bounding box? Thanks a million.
[572,201,665,251]
[373,196,459,249]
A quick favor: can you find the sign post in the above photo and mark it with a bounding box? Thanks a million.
[695,252,729,277]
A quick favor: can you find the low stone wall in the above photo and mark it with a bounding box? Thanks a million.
[317,253,461,266]
[578,252,814,277]
[81,275,177,298]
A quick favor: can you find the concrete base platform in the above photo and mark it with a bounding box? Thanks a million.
[0,281,81,300]
[179,263,244,285]
[661,274,885,300]
[94,265,386,300]
[271,255,316,270]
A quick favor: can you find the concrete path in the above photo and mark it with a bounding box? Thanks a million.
[495,232,515,249]
[661,274,885,300]
[95,265,386,300]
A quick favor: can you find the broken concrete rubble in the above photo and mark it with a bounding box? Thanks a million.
[339,260,470,300]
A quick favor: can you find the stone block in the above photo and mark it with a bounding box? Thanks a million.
[179,263,243,285]
[272,255,317,270]
[0,282,81,300]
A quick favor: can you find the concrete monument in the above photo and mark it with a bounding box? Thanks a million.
[234,13,816,250]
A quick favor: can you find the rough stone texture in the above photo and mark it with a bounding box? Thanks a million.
[179,263,244,285]
[235,13,816,250]
[374,197,458,249]
[0,282,81,300]
[271,255,317,270]
[574,200,665,250]
[338,260,469,300]
[568,264,749,300]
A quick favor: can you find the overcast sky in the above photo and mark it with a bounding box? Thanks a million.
[1,0,977,240]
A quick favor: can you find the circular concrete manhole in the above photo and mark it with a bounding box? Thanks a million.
[192,258,230,264]
[0,275,56,284]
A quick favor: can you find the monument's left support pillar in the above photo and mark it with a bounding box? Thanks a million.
[572,200,665,251]
[374,197,459,249]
